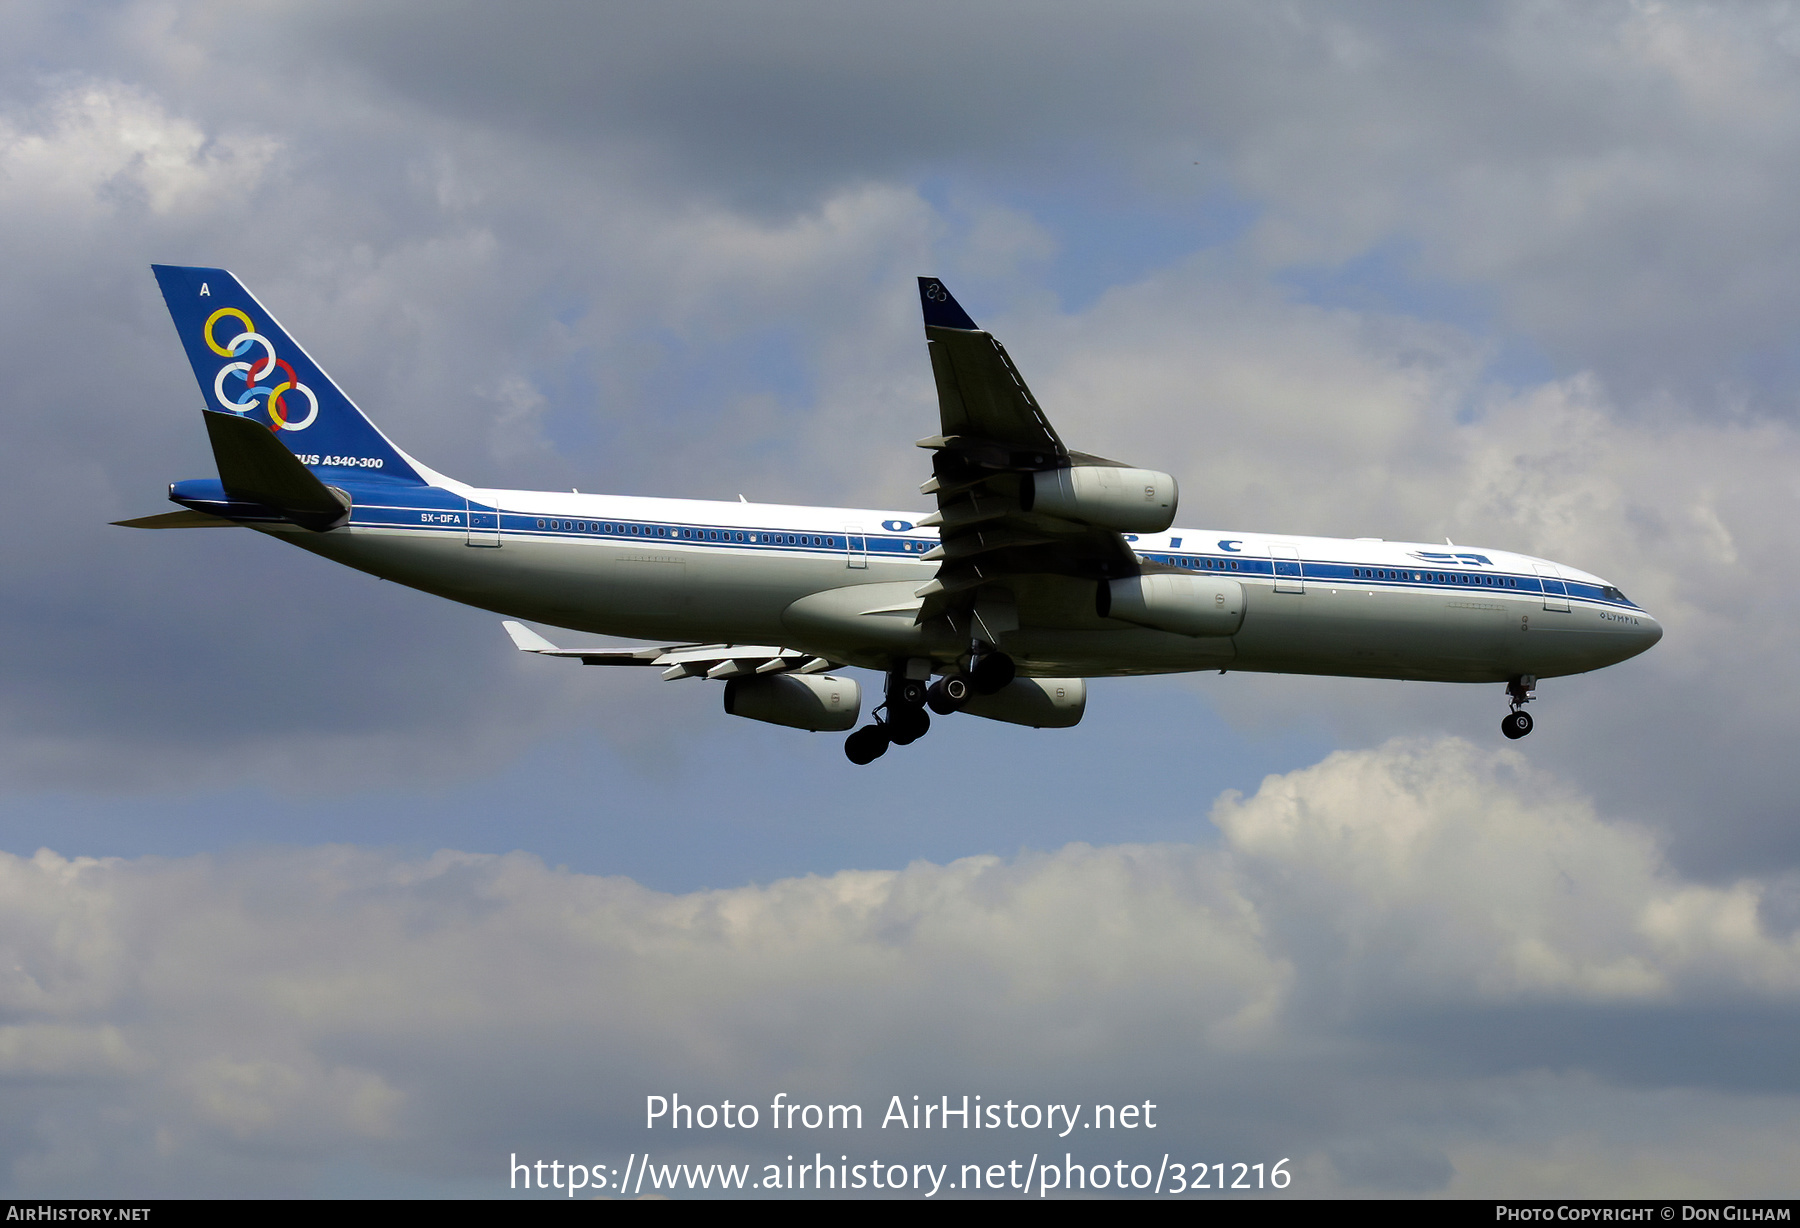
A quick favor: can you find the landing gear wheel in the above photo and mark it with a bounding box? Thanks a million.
[895,678,928,708]
[927,674,972,715]
[844,725,890,764]
[886,705,931,745]
[1501,710,1534,740]
[969,652,1016,695]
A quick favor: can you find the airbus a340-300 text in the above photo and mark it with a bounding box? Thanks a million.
[123,267,1661,763]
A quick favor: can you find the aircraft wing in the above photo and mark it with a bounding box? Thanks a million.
[912,278,1145,627]
[502,622,837,681]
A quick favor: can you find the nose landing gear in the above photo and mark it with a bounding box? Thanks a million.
[1501,675,1537,739]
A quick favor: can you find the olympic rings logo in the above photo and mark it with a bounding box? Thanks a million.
[203,307,319,432]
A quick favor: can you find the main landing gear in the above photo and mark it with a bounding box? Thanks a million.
[844,650,1015,765]
[843,665,930,765]
[1501,675,1537,740]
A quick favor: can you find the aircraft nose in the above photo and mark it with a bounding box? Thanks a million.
[1622,611,1663,659]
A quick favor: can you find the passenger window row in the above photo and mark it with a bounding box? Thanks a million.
[524,521,928,552]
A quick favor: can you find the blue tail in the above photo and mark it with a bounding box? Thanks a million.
[152,265,426,486]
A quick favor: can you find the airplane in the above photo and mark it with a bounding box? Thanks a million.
[123,265,1662,764]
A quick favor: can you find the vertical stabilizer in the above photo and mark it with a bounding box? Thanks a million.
[152,265,427,486]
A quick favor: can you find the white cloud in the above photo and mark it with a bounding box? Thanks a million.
[1215,739,1800,1004]
[2,739,1798,1194]
[0,82,276,218]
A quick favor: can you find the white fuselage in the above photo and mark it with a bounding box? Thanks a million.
[263,484,1662,685]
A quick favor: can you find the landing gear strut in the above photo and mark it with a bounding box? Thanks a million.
[1501,674,1536,740]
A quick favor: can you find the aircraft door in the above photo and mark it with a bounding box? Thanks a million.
[845,525,867,569]
[1270,544,1304,593]
[1533,563,1568,612]
[466,499,500,547]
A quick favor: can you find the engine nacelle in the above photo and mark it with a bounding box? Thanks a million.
[961,677,1086,728]
[1099,574,1244,637]
[1024,466,1178,533]
[723,673,861,731]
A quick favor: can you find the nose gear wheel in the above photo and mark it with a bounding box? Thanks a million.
[1501,675,1537,739]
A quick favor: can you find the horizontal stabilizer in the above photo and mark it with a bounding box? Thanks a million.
[112,509,237,529]
[204,411,350,531]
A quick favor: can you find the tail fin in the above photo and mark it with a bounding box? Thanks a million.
[152,265,426,486]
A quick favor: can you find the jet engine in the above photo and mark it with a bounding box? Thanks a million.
[1022,466,1178,533]
[723,673,861,731]
[1098,574,1245,637]
[961,677,1086,728]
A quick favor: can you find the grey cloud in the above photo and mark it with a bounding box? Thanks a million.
[262,1,1800,404]
[0,76,941,790]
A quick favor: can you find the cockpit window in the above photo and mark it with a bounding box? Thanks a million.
[1602,586,1630,603]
